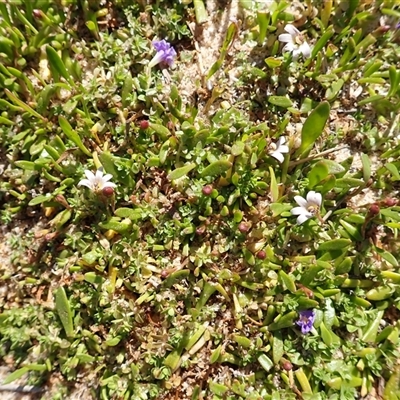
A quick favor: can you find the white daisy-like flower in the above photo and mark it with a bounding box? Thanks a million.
[291,191,322,225]
[278,24,311,60]
[78,169,116,193]
[269,137,289,163]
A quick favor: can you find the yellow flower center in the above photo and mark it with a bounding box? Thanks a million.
[92,180,103,192]
[294,34,305,46]
[307,205,318,215]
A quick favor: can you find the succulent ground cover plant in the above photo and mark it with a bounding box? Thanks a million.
[0,0,400,399]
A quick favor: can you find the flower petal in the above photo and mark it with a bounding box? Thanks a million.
[102,173,114,182]
[277,144,289,154]
[290,206,305,216]
[282,42,296,53]
[277,137,286,146]
[148,52,164,68]
[153,39,170,52]
[278,33,293,43]
[284,24,300,37]
[299,41,311,58]
[102,182,117,189]
[291,48,301,60]
[307,191,322,207]
[270,151,284,164]
[299,310,315,319]
[294,195,307,208]
[297,213,311,225]
[78,179,93,188]
[84,170,95,181]
[301,324,312,334]
[95,169,104,180]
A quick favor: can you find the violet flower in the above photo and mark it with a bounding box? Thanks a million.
[149,39,177,68]
[296,310,315,334]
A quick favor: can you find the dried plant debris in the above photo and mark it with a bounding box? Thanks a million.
[0,0,400,399]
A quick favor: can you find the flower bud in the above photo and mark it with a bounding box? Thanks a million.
[369,204,380,215]
[256,250,266,260]
[238,222,250,233]
[45,232,58,242]
[202,185,213,196]
[139,120,149,129]
[196,225,206,235]
[104,229,117,240]
[375,25,391,34]
[161,270,169,278]
[281,360,293,371]
[102,186,114,197]
[384,198,397,207]
[55,194,71,209]
[44,207,56,218]
[33,9,44,19]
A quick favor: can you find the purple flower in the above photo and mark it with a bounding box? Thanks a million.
[149,39,177,68]
[296,310,315,334]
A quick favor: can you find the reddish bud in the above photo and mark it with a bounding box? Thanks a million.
[161,270,169,278]
[369,204,380,215]
[376,25,391,34]
[202,185,213,196]
[33,9,43,19]
[384,198,397,207]
[45,232,58,242]
[238,222,250,233]
[281,361,293,371]
[55,194,71,209]
[139,120,149,129]
[196,225,206,235]
[256,250,266,260]
[102,186,114,197]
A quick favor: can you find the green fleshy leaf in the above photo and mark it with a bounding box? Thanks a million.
[272,332,284,365]
[46,45,74,86]
[269,166,279,202]
[308,161,329,188]
[2,367,29,385]
[318,239,352,251]
[298,102,330,156]
[168,163,197,180]
[59,116,91,156]
[55,287,74,338]
[114,208,143,220]
[201,160,231,178]
[362,310,384,342]
[5,88,46,121]
[268,96,293,108]
[258,354,274,372]
[278,270,296,293]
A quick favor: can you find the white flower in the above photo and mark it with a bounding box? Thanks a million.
[278,24,311,60]
[291,191,322,225]
[78,169,116,193]
[269,137,289,163]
